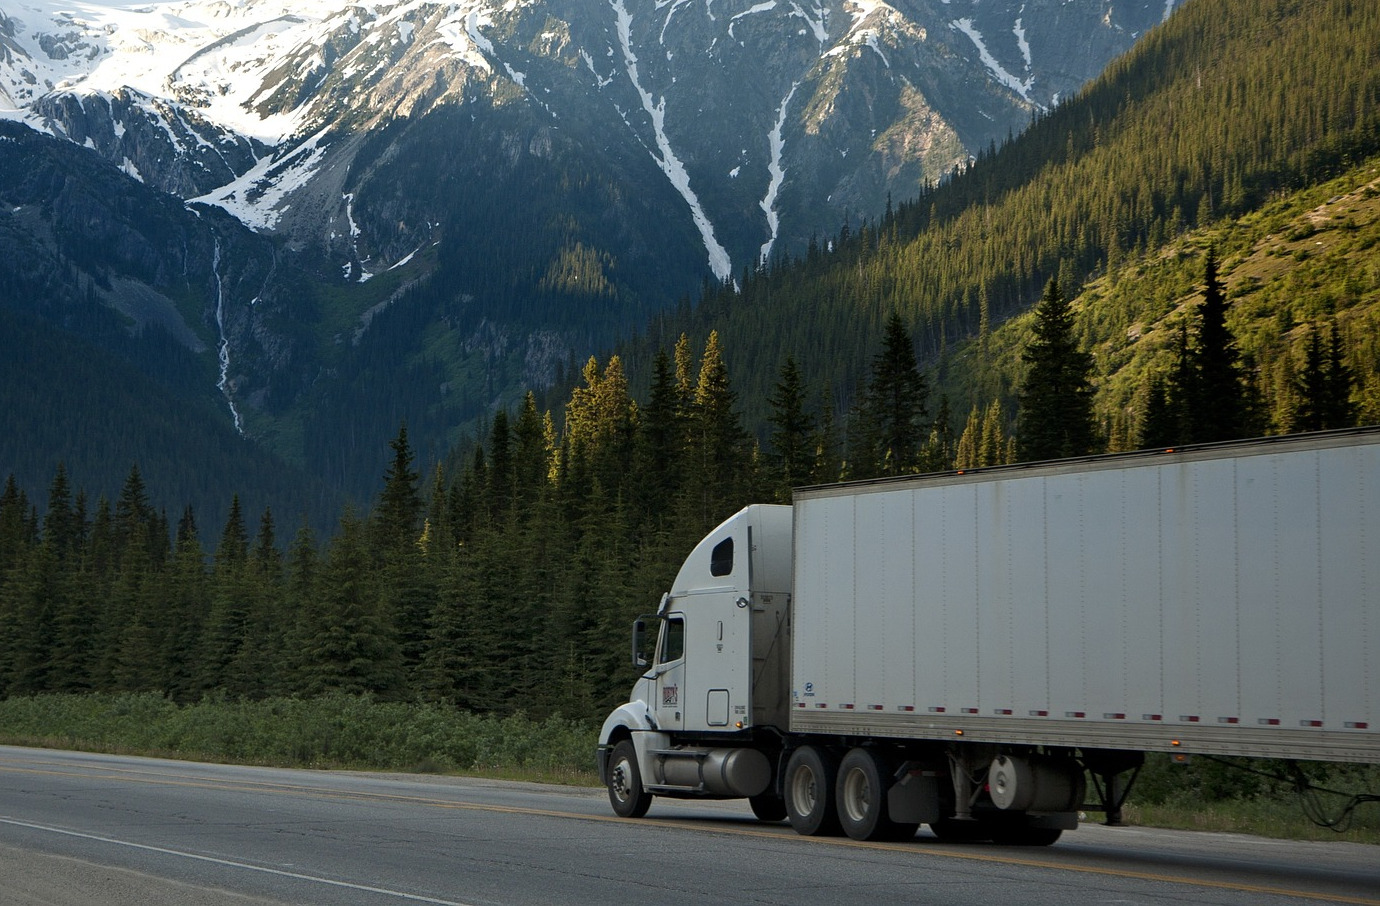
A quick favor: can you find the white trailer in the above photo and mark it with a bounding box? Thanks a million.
[597,429,1380,843]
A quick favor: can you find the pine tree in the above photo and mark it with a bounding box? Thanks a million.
[1291,325,1331,433]
[633,349,686,518]
[373,423,423,550]
[766,356,817,500]
[1017,277,1098,461]
[855,313,930,477]
[200,495,251,694]
[161,507,208,700]
[918,395,956,472]
[1190,249,1256,442]
[302,508,405,697]
[1324,324,1357,429]
[686,331,751,527]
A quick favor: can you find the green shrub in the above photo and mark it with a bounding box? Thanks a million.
[0,693,598,782]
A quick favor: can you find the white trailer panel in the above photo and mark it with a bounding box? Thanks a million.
[790,431,1380,763]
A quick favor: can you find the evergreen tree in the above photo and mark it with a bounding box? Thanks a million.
[302,508,405,697]
[373,423,423,550]
[854,313,930,477]
[766,356,817,500]
[511,392,551,518]
[283,520,321,694]
[633,349,687,518]
[1138,374,1179,449]
[686,331,751,526]
[1017,277,1098,461]
[1190,249,1256,442]
[1291,325,1331,433]
[200,495,252,695]
[161,508,208,700]
[1290,323,1358,432]
[486,410,513,519]
[918,395,956,472]
[1324,325,1358,429]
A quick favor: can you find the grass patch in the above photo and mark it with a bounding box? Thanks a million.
[0,693,600,786]
[1121,796,1380,844]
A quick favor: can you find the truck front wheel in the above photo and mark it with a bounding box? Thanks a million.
[784,746,841,836]
[607,740,652,818]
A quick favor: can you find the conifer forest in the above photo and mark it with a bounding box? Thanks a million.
[2,246,1372,726]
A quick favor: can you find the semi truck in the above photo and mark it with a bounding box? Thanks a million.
[596,428,1380,844]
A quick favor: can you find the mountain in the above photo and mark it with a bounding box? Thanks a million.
[2,0,1181,277]
[0,0,1182,514]
[627,0,1380,447]
[0,119,342,533]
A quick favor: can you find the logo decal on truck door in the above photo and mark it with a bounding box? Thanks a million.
[662,684,679,707]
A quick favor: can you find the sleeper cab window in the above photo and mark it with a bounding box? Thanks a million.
[710,537,733,577]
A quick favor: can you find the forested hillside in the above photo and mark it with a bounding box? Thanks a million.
[637,0,1380,443]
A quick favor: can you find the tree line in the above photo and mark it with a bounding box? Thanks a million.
[3,253,1364,722]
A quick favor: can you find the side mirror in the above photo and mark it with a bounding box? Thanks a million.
[632,617,651,669]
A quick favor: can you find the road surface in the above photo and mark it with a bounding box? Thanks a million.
[1,746,1376,905]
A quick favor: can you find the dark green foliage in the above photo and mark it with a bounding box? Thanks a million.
[765,356,818,500]
[851,314,931,478]
[1190,250,1257,442]
[0,693,595,778]
[1290,324,1358,432]
[1017,278,1098,461]
[1137,251,1266,446]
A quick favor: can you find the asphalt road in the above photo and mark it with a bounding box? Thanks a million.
[1,745,1376,906]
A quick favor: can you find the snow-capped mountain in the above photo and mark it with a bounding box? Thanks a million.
[0,0,1183,507]
[1,0,1181,283]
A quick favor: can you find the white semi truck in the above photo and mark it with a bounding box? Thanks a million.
[597,428,1380,844]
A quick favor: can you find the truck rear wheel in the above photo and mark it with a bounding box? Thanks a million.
[607,740,652,819]
[836,748,918,841]
[784,746,841,836]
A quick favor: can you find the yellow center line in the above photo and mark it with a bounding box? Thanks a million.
[2,763,1375,906]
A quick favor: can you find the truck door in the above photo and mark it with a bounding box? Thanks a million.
[653,613,687,732]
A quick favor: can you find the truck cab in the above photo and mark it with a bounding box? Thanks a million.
[597,505,793,816]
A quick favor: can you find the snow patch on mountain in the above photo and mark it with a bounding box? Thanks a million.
[759,81,799,265]
[612,0,732,282]
[192,125,332,229]
[951,17,1031,102]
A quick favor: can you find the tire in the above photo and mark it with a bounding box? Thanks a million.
[749,792,788,822]
[784,746,841,836]
[989,822,1063,846]
[836,748,918,841]
[928,818,992,843]
[606,740,652,819]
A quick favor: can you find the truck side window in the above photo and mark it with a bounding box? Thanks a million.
[660,617,685,663]
[710,537,733,577]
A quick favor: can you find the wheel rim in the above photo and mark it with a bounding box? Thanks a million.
[789,763,817,817]
[841,768,871,824]
[611,757,633,803]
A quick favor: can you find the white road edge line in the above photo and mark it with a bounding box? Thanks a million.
[0,816,477,906]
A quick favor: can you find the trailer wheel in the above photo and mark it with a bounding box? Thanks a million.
[836,748,918,841]
[784,746,841,836]
[607,740,651,819]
